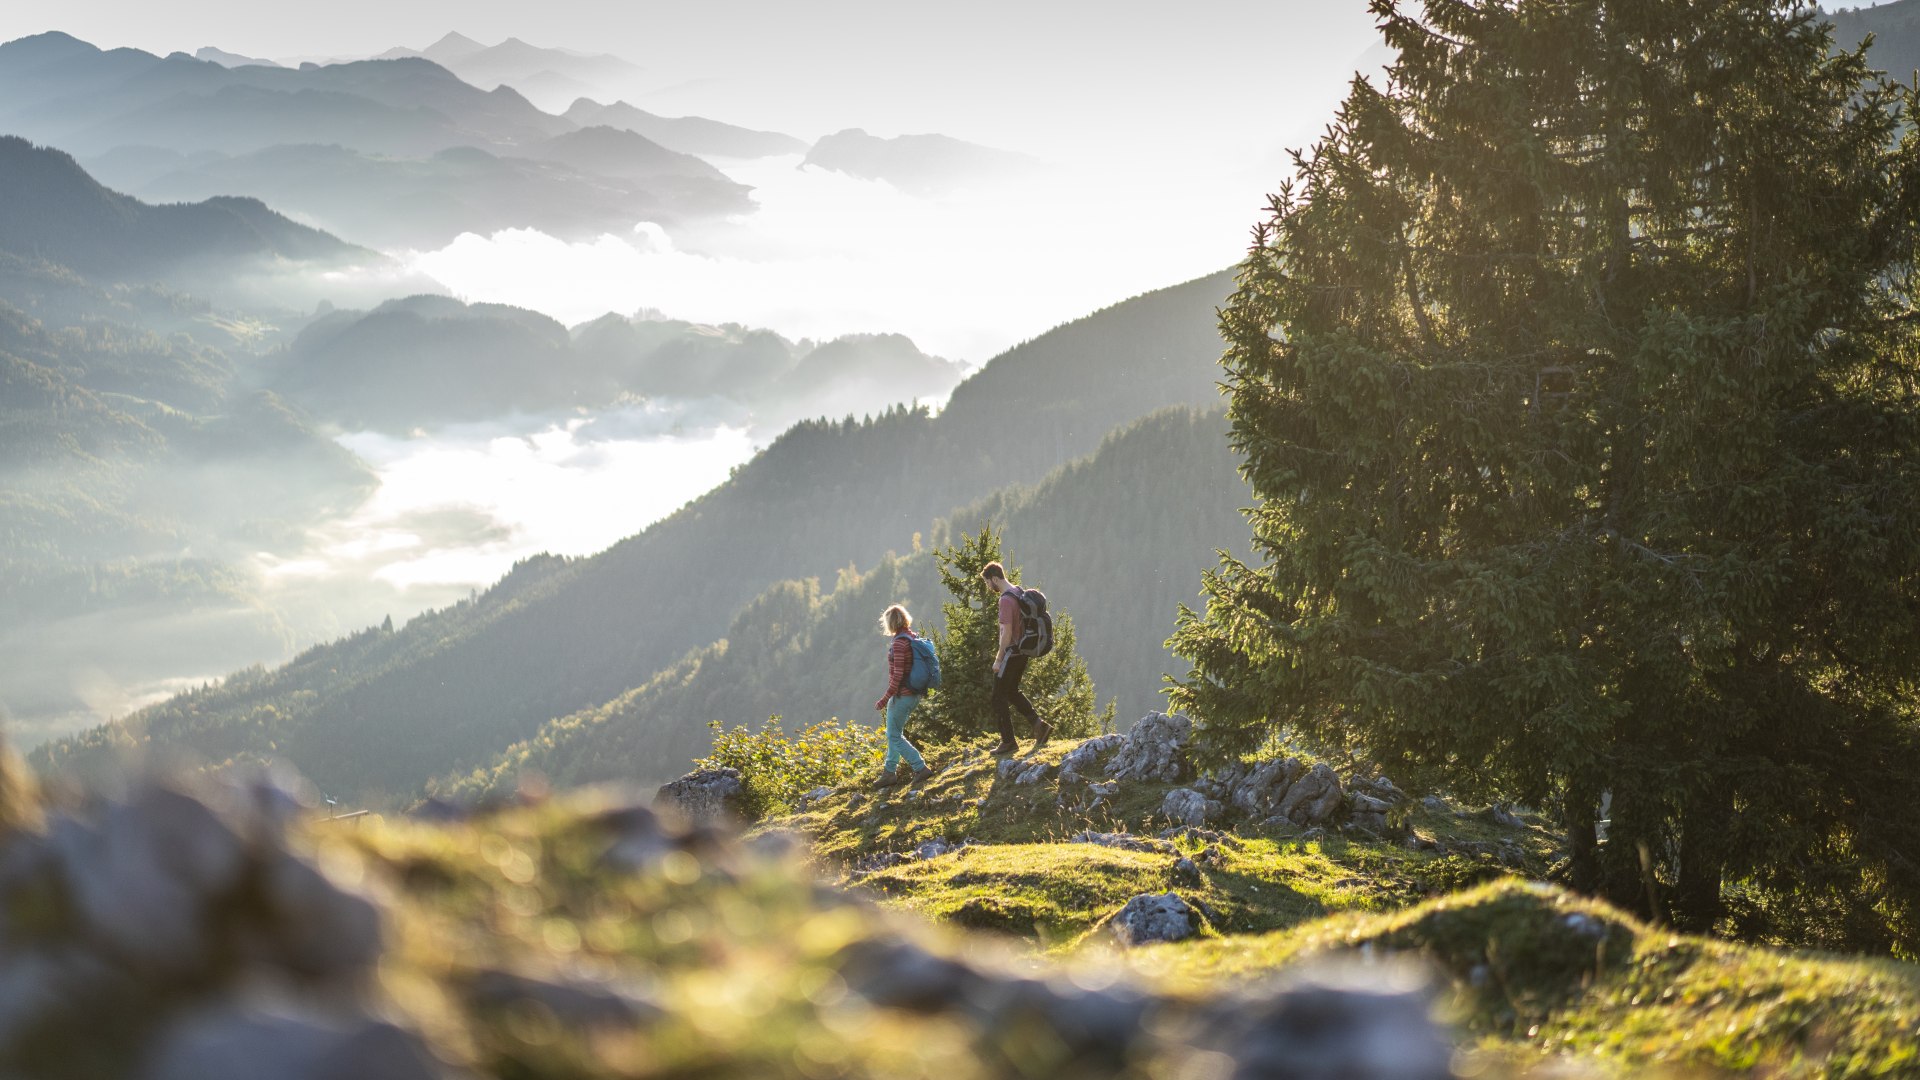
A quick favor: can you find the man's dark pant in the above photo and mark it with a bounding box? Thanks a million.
[991,653,1041,740]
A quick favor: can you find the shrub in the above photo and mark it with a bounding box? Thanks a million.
[696,716,885,818]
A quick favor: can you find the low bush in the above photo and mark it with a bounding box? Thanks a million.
[696,717,885,818]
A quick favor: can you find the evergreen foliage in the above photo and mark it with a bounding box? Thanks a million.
[1170,0,1920,951]
[914,526,1108,745]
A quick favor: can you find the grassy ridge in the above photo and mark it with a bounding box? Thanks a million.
[762,735,1920,1077]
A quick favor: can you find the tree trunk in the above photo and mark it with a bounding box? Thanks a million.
[1673,782,1732,933]
[1598,787,1663,923]
[1563,780,1601,895]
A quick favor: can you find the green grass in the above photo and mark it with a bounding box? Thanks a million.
[758,736,1920,1077]
[1130,880,1920,1078]
[772,737,1561,946]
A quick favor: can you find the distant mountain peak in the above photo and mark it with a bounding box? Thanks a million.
[422,31,486,61]
[195,46,282,69]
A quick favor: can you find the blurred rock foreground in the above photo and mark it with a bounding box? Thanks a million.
[0,760,1456,1079]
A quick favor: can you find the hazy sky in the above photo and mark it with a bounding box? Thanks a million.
[0,2,1383,156]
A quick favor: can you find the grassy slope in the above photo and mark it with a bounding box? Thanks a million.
[36,763,1898,1079]
[764,735,1920,1077]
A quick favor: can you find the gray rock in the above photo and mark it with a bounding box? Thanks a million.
[1011,760,1055,785]
[838,937,986,1013]
[1057,732,1127,785]
[854,851,911,873]
[1349,811,1390,835]
[914,838,960,860]
[1070,831,1174,854]
[1171,857,1202,885]
[1205,969,1453,1080]
[1108,892,1200,946]
[248,850,383,979]
[1160,788,1223,828]
[1105,713,1195,783]
[52,784,250,977]
[1277,763,1345,826]
[466,968,663,1028]
[1481,804,1525,828]
[800,786,833,804]
[140,1005,446,1080]
[1228,758,1296,815]
[1420,794,1450,813]
[1561,913,1609,940]
[1350,792,1394,815]
[597,802,677,871]
[654,767,748,826]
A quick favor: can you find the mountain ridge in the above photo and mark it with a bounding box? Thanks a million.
[0,135,368,277]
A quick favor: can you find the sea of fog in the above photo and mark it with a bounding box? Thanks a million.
[25,157,1267,741]
[405,154,1261,364]
[326,154,1266,599]
[268,404,758,595]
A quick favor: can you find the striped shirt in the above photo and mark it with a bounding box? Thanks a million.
[877,634,915,708]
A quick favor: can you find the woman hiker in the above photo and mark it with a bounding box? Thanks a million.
[874,604,933,789]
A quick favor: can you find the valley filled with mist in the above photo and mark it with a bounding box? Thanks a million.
[0,15,1361,753]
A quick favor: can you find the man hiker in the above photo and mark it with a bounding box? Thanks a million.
[984,561,1050,755]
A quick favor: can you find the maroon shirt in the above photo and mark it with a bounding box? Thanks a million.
[998,590,1021,661]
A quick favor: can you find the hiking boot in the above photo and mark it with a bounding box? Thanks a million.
[908,766,934,786]
[990,737,1018,757]
[1030,718,1053,750]
[873,768,907,790]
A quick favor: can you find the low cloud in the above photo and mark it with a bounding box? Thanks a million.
[270,403,757,593]
[403,155,1259,365]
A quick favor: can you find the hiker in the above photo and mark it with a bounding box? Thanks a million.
[873,604,934,789]
[984,561,1051,755]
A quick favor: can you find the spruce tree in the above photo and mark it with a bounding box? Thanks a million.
[916,526,1108,745]
[1170,0,1920,949]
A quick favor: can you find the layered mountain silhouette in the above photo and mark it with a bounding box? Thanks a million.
[564,98,807,159]
[803,129,1043,194]
[0,32,774,249]
[0,136,366,278]
[108,139,750,249]
[375,32,645,112]
[0,33,568,158]
[193,47,280,69]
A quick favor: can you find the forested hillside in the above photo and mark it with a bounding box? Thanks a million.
[34,272,1238,802]
[0,136,367,278]
[0,246,373,743]
[441,406,1249,796]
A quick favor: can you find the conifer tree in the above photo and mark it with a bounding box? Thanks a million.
[1171,0,1920,949]
[916,526,1108,745]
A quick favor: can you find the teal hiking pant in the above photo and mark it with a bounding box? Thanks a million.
[883,694,927,773]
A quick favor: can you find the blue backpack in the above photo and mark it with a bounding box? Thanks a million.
[899,632,942,691]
